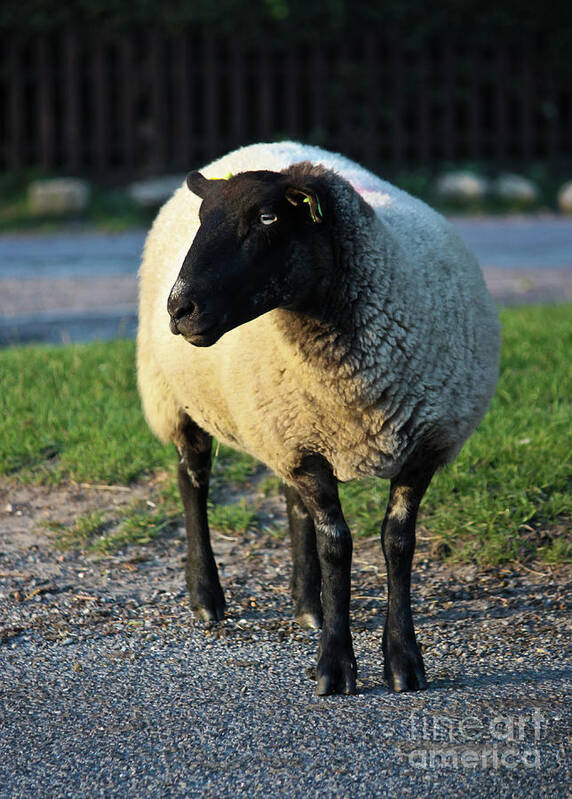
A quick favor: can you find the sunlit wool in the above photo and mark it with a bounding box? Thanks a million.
[137,142,500,484]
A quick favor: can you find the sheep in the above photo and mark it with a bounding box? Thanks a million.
[137,141,501,696]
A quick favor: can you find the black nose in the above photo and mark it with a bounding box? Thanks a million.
[167,291,196,321]
[167,284,197,335]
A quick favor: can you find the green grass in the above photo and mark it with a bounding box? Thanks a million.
[0,340,173,483]
[208,498,258,535]
[43,495,182,554]
[1,305,570,564]
[90,499,179,554]
[44,509,108,551]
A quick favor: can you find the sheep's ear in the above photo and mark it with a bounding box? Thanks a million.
[285,186,323,224]
[186,171,212,198]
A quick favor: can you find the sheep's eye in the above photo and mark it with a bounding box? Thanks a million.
[260,212,278,226]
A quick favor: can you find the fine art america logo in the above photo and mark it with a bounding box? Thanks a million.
[404,710,544,770]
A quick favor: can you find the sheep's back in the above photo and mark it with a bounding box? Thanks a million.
[137,142,500,482]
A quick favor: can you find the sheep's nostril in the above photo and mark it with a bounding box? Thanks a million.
[167,289,196,321]
[174,300,196,321]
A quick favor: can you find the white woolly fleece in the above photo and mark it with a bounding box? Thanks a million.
[137,142,501,483]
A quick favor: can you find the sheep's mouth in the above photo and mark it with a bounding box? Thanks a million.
[184,326,223,347]
[170,315,222,347]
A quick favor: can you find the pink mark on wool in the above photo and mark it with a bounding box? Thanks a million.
[357,188,393,209]
[347,175,391,205]
[350,183,379,194]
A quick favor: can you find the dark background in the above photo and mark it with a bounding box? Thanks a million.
[1,0,571,177]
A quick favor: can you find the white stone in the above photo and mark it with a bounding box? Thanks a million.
[28,178,90,216]
[557,181,572,213]
[492,174,538,205]
[127,175,186,208]
[435,172,488,203]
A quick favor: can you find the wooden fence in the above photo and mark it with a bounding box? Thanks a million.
[0,28,570,177]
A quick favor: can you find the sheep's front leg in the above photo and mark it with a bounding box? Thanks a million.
[381,456,436,692]
[175,415,225,622]
[291,455,356,695]
[284,485,323,629]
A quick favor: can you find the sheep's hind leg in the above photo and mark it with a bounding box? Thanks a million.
[284,485,323,629]
[291,455,356,695]
[175,415,225,622]
[381,453,437,692]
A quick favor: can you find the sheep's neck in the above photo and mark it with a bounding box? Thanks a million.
[273,218,410,406]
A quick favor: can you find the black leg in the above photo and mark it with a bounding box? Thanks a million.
[175,415,225,622]
[290,455,356,695]
[284,484,322,629]
[381,454,437,692]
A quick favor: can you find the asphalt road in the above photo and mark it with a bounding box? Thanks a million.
[0,216,571,345]
[2,631,569,798]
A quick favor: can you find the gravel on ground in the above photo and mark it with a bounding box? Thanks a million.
[0,480,570,798]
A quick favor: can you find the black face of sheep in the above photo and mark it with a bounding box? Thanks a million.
[167,170,330,346]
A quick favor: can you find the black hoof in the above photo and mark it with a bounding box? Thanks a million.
[316,650,357,696]
[193,603,225,623]
[292,585,323,629]
[189,581,226,622]
[295,600,323,629]
[383,642,427,692]
[296,611,323,630]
